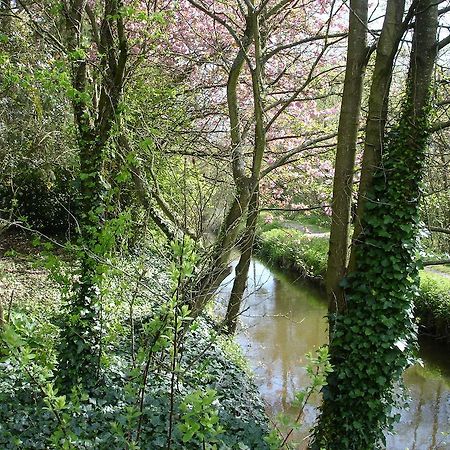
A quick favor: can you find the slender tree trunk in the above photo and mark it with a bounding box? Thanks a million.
[326,0,368,315]
[225,190,259,334]
[0,299,4,329]
[348,0,409,271]
[224,8,266,333]
[188,14,255,318]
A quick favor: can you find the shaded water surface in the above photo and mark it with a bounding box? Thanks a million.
[217,259,450,449]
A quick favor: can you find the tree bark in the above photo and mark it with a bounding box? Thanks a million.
[326,0,368,314]
[348,0,408,271]
[311,1,438,447]
[225,190,259,334]
[224,8,266,334]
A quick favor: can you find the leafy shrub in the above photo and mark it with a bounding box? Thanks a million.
[416,272,450,339]
[0,167,76,233]
[0,311,271,450]
[256,228,328,280]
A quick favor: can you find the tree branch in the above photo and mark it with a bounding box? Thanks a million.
[428,226,450,235]
[260,205,330,212]
[423,259,450,266]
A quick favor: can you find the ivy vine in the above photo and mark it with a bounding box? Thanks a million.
[310,89,432,449]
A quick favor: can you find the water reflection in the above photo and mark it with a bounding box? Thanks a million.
[216,259,450,450]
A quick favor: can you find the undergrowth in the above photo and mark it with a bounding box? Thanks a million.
[0,243,272,450]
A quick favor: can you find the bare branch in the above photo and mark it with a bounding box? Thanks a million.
[428,226,450,235]
[423,259,450,266]
[263,32,347,63]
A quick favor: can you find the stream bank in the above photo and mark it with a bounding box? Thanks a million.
[255,226,450,341]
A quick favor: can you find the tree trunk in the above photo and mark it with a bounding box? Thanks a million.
[188,13,255,318]
[348,0,408,271]
[326,0,368,315]
[58,0,129,391]
[0,298,4,329]
[224,9,266,334]
[311,1,438,447]
[225,189,259,334]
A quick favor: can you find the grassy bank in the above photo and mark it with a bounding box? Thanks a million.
[256,226,450,341]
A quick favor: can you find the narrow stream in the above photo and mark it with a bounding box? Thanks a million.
[217,259,450,450]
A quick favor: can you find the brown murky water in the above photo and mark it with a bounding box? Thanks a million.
[217,259,450,449]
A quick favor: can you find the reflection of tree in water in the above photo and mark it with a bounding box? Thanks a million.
[430,381,442,449]
[230,260,450,449]
[398,374,447,450]
[412,376,425,450]
[242,265,328,412]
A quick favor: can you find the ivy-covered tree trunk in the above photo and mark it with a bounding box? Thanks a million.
[57,0,128,390]
[311,1,438,448]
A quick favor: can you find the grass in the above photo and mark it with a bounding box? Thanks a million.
[259,212,330,234]
[256,225,450,341]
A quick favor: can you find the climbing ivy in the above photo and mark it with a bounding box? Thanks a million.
[310,87,432,449]
[57,141,135,391]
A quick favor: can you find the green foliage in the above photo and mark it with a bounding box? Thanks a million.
[416,272,450,338]
[0,236,271,449]
[0,315,272,450]
[256,228,329,279]
[180,322,271,449]
[0,167,76,232]
[0,16,76,233]
[311,91,432,448]
[178,388,224,446]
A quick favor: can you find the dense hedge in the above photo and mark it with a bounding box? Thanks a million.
[256,227,450,340]
[416,271,450,337]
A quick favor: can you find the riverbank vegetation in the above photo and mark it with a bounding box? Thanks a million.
[1,0,450,449]
[0,234,271,449]
[256,219,450,342]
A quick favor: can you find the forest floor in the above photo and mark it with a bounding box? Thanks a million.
[0,229,273,449]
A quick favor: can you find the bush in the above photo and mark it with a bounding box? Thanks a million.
[256,228,328,280]
[0,314,271,450]
[416,272,450,339]
[0,168,76,233]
